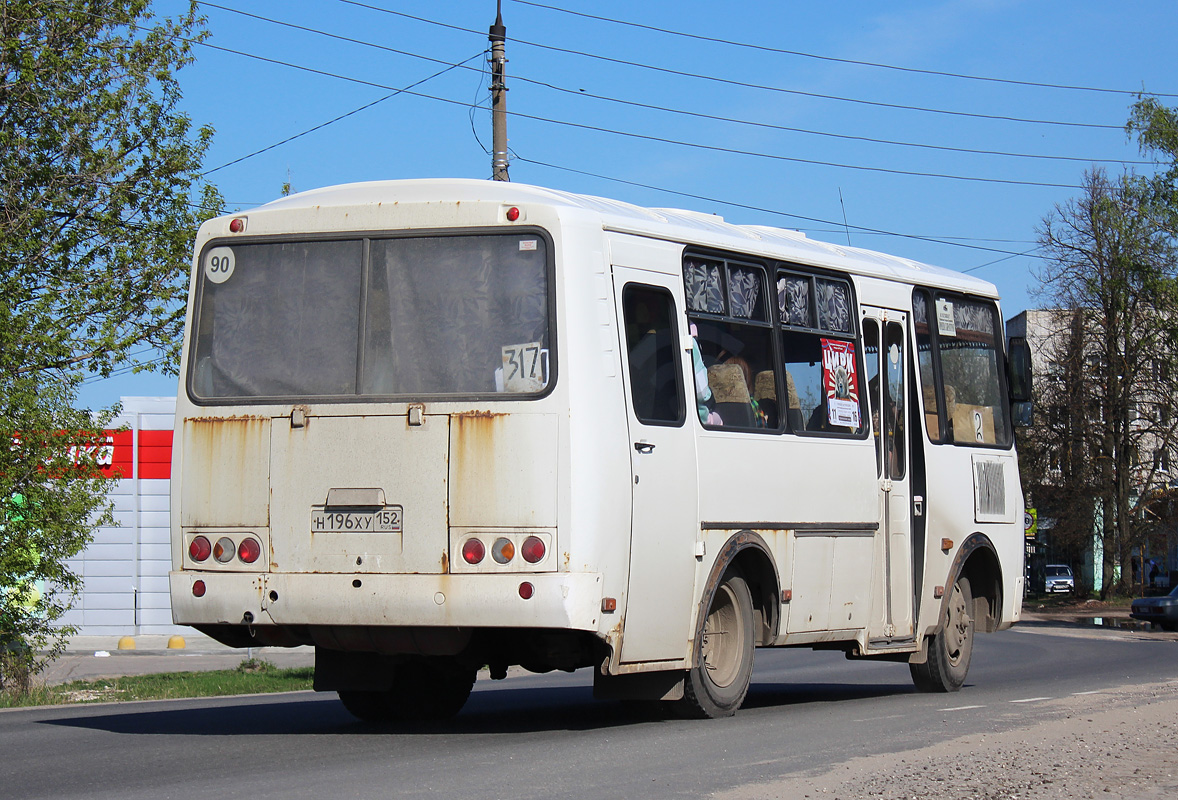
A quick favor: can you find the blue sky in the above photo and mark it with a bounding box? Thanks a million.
[76,0,1178,409]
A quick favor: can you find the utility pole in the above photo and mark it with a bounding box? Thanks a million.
[489,1,509,181]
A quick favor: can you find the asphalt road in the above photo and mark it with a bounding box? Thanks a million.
[3,621,1176,800]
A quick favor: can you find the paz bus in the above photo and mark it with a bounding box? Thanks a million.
[169,179,1031,720]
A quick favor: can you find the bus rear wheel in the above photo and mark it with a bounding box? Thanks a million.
[338,659,477,722]
[677,572,755,718]
[911,576,974,692]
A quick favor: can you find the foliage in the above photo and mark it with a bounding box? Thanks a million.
[1129,96,1178,213]
[0,0,220,691]
[1030,166,1178,598]
[0,660,316,707]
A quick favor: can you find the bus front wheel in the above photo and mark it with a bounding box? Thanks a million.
[911,576,974,692]
[338,659,476,722]
[677,572,755,718]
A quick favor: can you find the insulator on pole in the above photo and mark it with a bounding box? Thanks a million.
[489,2,509,181]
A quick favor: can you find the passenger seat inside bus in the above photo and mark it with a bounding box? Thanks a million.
[707,363,755,427]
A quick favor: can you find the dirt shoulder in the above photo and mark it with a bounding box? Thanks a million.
[717,680,1178,800]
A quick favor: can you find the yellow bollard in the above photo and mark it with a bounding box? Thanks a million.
[166,635,186,650]
[116,636,136,650]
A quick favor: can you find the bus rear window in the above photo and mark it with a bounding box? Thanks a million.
[189,233,551,401]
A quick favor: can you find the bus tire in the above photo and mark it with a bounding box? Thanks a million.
[677,572,755,718]
[911,576,973,692]
[338,659,477,722]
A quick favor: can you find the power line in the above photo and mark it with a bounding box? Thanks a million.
[202,51,485,176]
[512,153,1031,258]
[511,0,1178,99]
[195,39,1082,190]
[513,75,1148,167]
[334,0,1126,131]
[201,0,1144,167]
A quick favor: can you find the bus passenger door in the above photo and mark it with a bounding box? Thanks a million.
[864,309,915,641]
[612,269,700,664]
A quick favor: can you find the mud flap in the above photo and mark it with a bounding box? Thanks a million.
[593,669,685,701]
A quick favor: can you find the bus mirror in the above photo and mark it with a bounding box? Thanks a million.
[1011,401,1033,428]
[1007,336,1032,403]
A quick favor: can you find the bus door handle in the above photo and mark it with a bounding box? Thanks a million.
[634,441,655,454]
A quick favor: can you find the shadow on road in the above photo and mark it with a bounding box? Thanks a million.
[39,676,918,736]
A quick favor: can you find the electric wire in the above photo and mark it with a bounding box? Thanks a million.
[200,0,1150,168]
[334,0,1126,131]
[513,153,1033,259]
[511,0,1178,99]
[202,51,485,176]
[194,38,1082,189]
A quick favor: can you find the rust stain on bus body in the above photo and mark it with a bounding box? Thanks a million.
[181,415,271,528]
[450,411,509,526]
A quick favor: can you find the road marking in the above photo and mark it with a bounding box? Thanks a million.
[1009,697,1052,703]
[939,705,984,711]
[1071,690,1103,696]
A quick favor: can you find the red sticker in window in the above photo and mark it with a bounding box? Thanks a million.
[821,338,861,428]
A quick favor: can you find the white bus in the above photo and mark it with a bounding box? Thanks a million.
[170,179,1031,720]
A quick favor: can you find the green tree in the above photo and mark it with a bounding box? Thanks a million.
[1032,168,1178,598]
[1,0,220,692]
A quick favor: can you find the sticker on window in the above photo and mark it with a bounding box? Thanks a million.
[519,240,538,252]
[821,338,861,428]
[203,246,236,284]
[500,342,546,392]
[936,298,957,338]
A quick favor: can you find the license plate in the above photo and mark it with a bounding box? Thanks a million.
[311,506,403,533]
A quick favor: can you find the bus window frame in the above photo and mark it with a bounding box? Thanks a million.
[683,252,781,435]
[186,226,558,407]
[621,282,687,429]
[774,265,869,441]
[912,286,1014,450]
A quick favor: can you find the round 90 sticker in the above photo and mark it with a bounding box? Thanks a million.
[204,246,236,284]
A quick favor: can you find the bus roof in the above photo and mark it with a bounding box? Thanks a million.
[249,178,999,299]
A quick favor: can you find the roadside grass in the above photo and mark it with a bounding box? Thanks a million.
[0,658,314,709]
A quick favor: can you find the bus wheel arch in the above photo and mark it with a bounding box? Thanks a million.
[706,530,781,646]
[948,533,1003,634]
[910,533,1001,693]
[675,532,779,718]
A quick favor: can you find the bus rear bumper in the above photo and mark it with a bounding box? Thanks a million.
[169,570,606,632]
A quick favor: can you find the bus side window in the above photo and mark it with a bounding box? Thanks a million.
[622,285,685,426]
[684,257,779,432]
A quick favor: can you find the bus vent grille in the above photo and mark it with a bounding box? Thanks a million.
[975,459,1006,518]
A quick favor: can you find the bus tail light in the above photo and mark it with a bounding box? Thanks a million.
[492,537,515,564]
[462,537,486,565]
[189,536,212,562]
[213,537,236,563]
[521,535,546,564]
[192,580,206,598]
[238,537,262,564]
[518,582,534,599]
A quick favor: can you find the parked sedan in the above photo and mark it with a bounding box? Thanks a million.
[1044,564,1074,594]
[1130,585,1178,631]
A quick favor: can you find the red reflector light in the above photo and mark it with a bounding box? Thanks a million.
[518,582,534,600]
[462,537,486,565]
[238,537,262,564]
[192,580,206,598]
[189,536,211,562]
[521,535,546,564]
[506,206,521,222]
[229,217,245,233]
[492,537,515,564]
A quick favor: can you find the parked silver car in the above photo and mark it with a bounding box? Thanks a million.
[1044,564,1074,594]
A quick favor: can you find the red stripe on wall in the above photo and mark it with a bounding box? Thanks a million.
[137,429,174,480]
